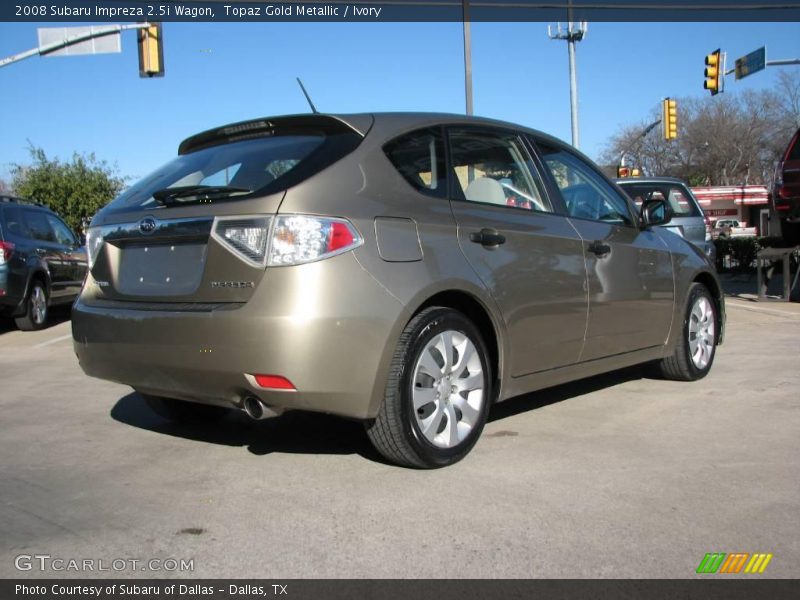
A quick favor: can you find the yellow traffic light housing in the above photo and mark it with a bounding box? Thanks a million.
[704,49,721,95]
[617,166,631,178]
[663,98,678,140]
[138,23,164,78]
[631,167,641,177]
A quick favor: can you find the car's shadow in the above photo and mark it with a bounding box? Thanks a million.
[0,305,73,337]
[110,365,649,464]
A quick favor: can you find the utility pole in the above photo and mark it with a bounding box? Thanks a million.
[548,21,587,149]
[463,0,473,115]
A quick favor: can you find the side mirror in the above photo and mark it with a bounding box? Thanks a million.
[640,198,674,228]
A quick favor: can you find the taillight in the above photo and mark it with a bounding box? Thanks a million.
[268,215,362,266]
[0,241,14,265]
[211,216,272,267]
[85,227,103,269]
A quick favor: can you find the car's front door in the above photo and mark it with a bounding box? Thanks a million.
[45,213,86,296]
[533,140,674,361]
[446,127,588,376]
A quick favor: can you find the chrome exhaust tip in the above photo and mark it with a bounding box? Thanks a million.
[242,396,281,420]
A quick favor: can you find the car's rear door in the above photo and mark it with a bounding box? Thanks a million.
[532,139,674,361]
[446,126,588,375]
[21,208,72,301]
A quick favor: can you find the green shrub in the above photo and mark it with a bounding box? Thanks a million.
[714,235,794,271]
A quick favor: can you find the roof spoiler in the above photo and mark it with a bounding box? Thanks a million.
[178,114,372,155]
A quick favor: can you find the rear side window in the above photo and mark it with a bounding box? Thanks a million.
[384,127,447,198]
[448,129,551,212]
[619,183,701,217]
[104,124,362,214]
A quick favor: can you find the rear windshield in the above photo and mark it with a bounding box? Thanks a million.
[788,130,800,161]
[618,182,702,218]
[103,127,361,215]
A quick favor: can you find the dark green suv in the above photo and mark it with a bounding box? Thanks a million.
[0,196,87,330]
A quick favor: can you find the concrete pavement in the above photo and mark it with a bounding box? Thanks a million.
[1,305,798,578]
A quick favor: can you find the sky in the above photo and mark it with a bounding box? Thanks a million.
[0,20,799,185]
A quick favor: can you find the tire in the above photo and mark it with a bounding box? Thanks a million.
[14,280,48,331]
[659,283,718,381]
[366,307,492,469]
[142,393,228,424]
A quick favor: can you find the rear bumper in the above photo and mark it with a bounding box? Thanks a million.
[72,253,408,420]
[0,269,24,316]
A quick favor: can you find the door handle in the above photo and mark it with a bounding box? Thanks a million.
[588,240,611,257]
[469,229,506,248]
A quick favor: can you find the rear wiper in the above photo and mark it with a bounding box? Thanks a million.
[152,185,252,205]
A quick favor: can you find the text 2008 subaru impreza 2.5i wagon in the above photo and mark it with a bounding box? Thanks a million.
[72,113,724,468]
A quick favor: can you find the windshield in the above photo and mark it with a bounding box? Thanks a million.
[103,127,361,214]
[618,183,702,218]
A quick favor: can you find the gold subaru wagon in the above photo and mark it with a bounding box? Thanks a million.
[73,113,724,468]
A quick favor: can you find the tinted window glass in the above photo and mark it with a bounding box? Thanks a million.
[46,214,77,245]
[788,132,800,161]
[23,210,56,242]
[618,183,701,217]
[1,206,27,237]
[538,144,632,225]
[384,128,447,198]
[449,130,551,212]
[104,126,362,214]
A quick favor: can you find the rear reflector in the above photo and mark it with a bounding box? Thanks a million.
[253,374,296,390]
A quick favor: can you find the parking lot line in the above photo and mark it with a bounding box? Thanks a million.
[33,333,73,348]
[725,300,800,318]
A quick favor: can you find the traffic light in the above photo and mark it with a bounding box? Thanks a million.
[617,166,631,178]
[704,49,721,95]
[138,23,164,77]
[631,167,641,177]
[662,98,678,140]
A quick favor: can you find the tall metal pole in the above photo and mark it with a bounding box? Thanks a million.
[548,22,587,149]
[567,27,579,148]
[463,0,473,115]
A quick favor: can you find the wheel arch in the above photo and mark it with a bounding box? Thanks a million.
[692,270,725,345]
[411,289,503,403]
[26,268,52,302]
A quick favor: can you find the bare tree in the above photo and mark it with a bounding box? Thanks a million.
[600,70,799,186]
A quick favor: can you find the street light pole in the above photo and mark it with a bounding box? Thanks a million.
[463,0,473,115]
[548,22,587,149]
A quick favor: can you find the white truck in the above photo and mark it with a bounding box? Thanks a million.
[711,218,757,239]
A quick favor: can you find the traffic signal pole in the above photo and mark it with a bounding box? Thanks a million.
[0,22,149,69]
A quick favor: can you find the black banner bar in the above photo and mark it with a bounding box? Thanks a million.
[3,579,800,600]
[3,0,800,22]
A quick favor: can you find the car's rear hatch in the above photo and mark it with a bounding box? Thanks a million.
[617,180,706,245]
[86,114,368,305]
